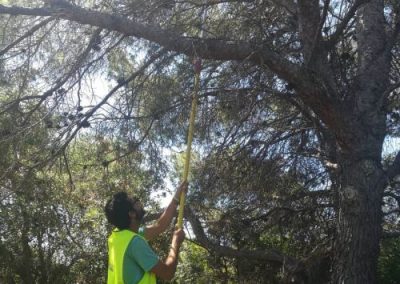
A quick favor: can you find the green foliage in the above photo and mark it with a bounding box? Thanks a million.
[174,242,216,283]
[378,238,400,284]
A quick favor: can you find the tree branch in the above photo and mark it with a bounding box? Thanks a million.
[325,0,368,48]
[185,206,304,273]
[0,17,54,56]
[0,3,300,82]
[298,0,321,62]
[1,2,350,139]
[387,151,400,181]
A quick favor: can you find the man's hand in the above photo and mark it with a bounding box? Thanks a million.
[173,181,188,202]
[172,228,185,246]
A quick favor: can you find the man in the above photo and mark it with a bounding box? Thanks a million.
[104,183,187,284]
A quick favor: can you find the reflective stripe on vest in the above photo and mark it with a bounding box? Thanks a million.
[107,229,156,284]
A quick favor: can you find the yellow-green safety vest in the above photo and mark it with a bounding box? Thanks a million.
[107,229,156,284]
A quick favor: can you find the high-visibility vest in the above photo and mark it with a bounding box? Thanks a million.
[107,229,156,284]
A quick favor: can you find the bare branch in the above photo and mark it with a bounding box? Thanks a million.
[0,28,102,117]
[0,17,54,56]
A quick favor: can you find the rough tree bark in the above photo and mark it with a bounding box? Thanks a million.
[330,1,390,282]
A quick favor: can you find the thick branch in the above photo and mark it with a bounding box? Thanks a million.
[298,0,320,62]
[185,206,304,273]
[0,3,300,82]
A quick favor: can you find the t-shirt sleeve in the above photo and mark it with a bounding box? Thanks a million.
[128,236,159,272]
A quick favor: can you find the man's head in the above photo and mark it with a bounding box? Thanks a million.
[104,192,146,230]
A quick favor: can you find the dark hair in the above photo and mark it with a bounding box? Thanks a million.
[104,192,135,230]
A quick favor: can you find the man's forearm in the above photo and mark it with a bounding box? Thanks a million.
[157,182,187,233]
[146,183,186,240]
[164,241,181,275]
[150,236,184,281]
[166,246,179,266]
[155,197,179,232]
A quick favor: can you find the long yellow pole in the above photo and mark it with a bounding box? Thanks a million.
[177,58,201,229]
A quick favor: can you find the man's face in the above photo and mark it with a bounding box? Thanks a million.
[129,198,146,223]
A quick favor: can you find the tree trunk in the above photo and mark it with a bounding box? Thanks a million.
[332,155,386,283]
[330,0,390,281]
